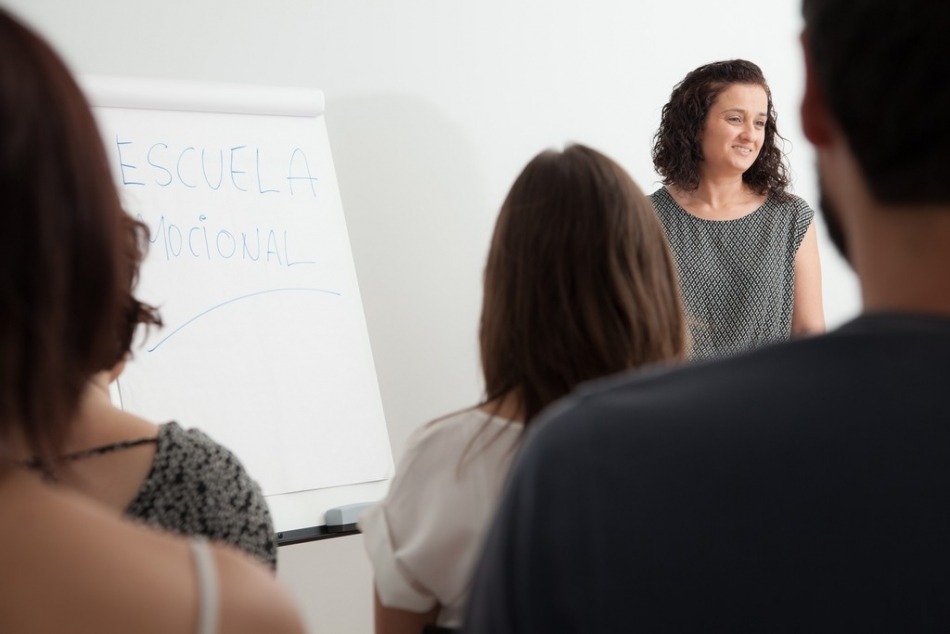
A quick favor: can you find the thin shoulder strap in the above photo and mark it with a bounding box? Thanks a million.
[60,436,158,462]
[189,537,220,634]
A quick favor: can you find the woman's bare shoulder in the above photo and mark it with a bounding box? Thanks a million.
[215,544,306,634]
[0,473,303,634]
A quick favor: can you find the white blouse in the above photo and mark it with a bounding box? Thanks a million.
[360,408,523,628]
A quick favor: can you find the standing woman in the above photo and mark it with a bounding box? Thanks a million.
[0,9,302,633]
[360,143,686,633]
[651,59,824,360]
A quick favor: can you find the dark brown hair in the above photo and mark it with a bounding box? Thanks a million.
[652,59,790,200]
[0,9,126,463]
[802,0,950,205]
[106,214,163,370]
[479,144,686,426]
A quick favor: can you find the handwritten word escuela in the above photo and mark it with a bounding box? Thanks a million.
[114,137,319,197]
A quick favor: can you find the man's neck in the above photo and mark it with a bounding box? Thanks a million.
[854,205,950,316]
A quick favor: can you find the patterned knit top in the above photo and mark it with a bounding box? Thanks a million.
[651,187,814,360]
[126,422,276,569]
[58,421,277,569]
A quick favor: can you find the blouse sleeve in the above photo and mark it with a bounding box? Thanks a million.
[360,415,507,613]
[791,195,815,252]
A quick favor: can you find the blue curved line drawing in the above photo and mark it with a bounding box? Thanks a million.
[147,286,341,352]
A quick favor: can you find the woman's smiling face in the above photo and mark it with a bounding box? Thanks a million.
[699,82,769,178]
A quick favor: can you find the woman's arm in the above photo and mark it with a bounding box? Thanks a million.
[791,220,825,336]
[374,587,440,634]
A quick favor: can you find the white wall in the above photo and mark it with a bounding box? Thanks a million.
[3,1,860,632]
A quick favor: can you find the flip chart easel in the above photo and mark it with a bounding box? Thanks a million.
[85,76,393,541]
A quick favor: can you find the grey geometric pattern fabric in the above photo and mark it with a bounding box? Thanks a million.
[125,421,277,569]
[651,188,813,360]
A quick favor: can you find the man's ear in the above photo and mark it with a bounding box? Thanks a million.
[800,31,834,147]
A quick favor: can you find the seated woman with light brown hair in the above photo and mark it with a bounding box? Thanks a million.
[360,143,687,633]
[0,8,302,633]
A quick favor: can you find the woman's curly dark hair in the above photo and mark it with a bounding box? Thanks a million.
[652,59,790,200]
